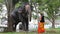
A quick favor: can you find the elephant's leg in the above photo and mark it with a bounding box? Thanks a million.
[25,22,29,31]
[22,21,25,31]
[25,18,29,31]
[11,15,19,31]
[12,20,19,31]
[14,22,19,31]
[22,18,29,31]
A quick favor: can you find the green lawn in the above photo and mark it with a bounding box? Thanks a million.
[0,28,60,34]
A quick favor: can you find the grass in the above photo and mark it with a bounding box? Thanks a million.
[0,28,60,34]
[0,32,37,34]
[43,28,60,34]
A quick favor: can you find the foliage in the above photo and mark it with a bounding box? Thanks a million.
[0,0,4,3]
[37,0,60,19]
[33,14,38,19]
[31,0,60,28]
[12,0,20,5]
[21,0,28,2]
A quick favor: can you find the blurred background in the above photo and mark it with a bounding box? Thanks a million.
[0,0,60,34]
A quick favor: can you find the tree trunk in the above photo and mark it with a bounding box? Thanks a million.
[52,18,55,28]
[5,0,15,32]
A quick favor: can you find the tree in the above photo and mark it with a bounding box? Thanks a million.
[5,0,20,32]
[31,0,60,28]
[38,0,60,28]
[45,0,60,28]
